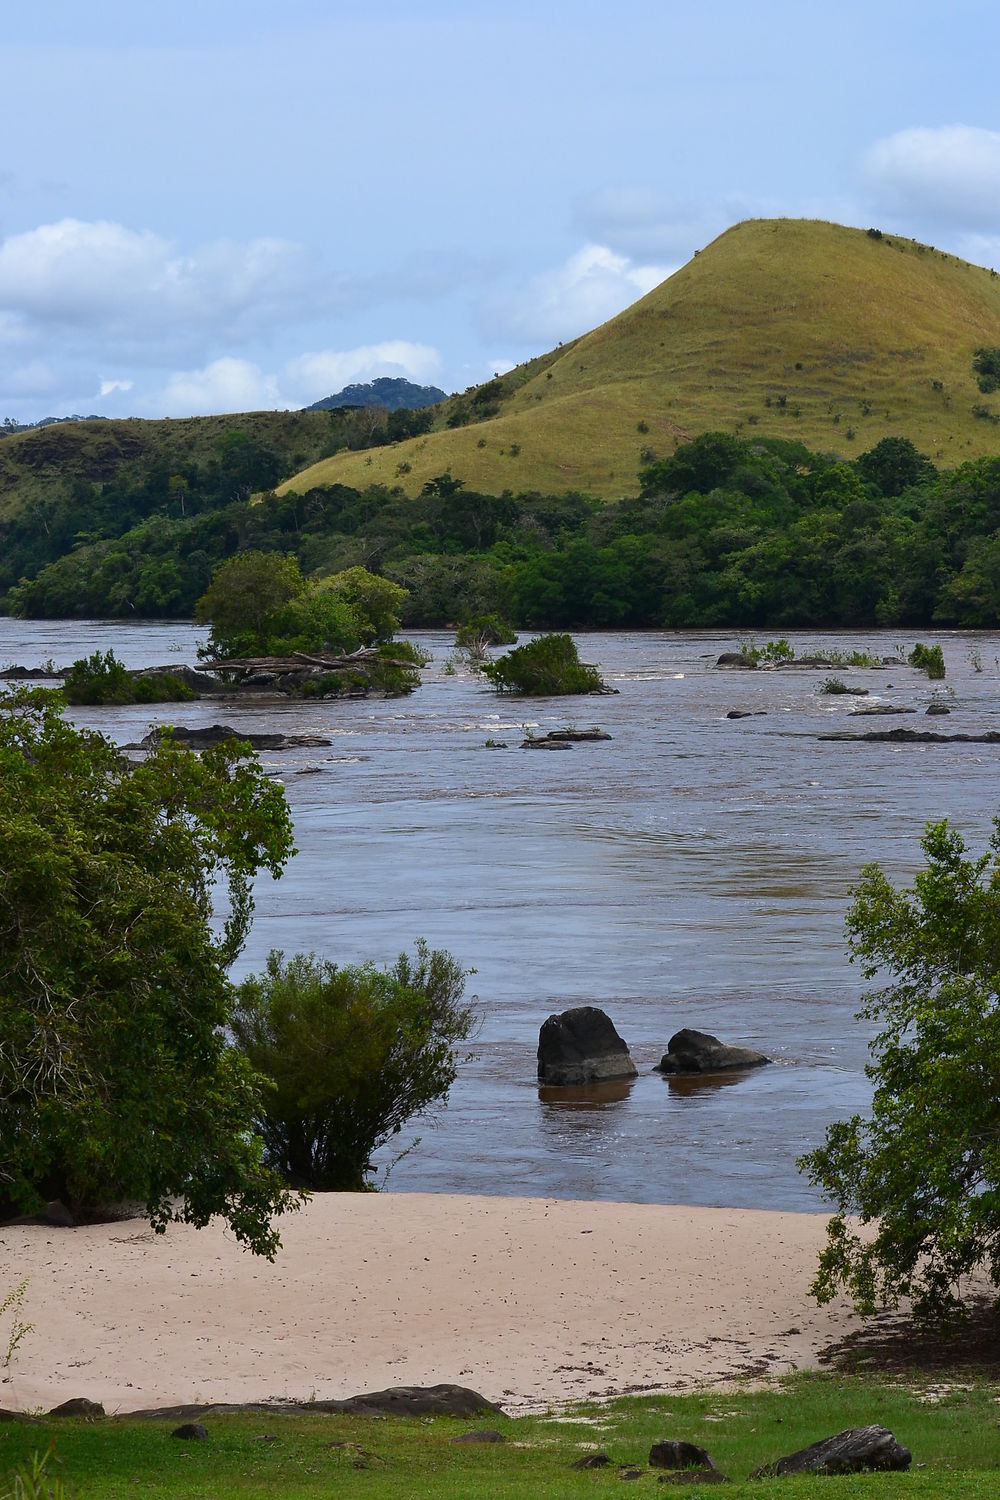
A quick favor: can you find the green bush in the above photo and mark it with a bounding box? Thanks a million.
[454,613,518,648]
[230,942,477,1191]
[821,677,848,694]
[908,642,946,678]
[62,651,196,706]
[480,633,606,695]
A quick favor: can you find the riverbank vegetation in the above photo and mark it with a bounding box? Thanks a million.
[3,1373,998,1498]
[7,431,1000,632]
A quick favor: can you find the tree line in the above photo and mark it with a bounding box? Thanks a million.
[6,431,1000,628]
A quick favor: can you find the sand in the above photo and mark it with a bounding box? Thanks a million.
[0,1194,862,1415]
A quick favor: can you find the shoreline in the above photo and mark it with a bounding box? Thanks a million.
[0,1193,862,1415]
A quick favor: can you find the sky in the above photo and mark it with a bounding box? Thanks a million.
[2,0,1000,422]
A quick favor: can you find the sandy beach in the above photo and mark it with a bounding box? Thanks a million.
[0,1194,863,1415]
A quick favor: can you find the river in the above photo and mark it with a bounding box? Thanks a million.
[4,619,999,1210]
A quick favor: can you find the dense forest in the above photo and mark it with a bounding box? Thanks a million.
[5,430,1000,629]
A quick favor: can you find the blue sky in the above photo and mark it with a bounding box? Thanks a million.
[2,0,999,420]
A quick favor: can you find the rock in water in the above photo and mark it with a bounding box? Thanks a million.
[537,1006,638,1085]
[655,1028,770,1075]
[751,1425,911,1477]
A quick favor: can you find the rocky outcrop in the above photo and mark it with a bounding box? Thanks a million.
[819,728,1000,744]
[134,725,332,751]
[655,1029,771,1075]
[925,703,951,715]
[848,705,916,716]
[130,1385,502,1421]
[521,728,612,748]
[537,1006,638,1085]
[751,1425,911,1478]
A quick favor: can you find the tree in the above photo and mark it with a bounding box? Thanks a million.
[230,942,477,1190]
[800,815,1000,1321]
[481,633,606,695]
[0,689,298,1255]
[195,550,304,656]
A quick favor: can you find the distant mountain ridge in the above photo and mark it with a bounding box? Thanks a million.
[305,377,448,412]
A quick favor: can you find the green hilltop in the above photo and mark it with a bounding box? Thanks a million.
[279,218,1000,501]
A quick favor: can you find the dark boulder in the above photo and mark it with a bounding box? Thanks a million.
[572,1453,611,1469]
[649,1439,720,1471]
[314,1385,502,1419]
[172,1422,209,1441]
[48,1398,105,1418]
[925,703,951,715]
[751,1425,911,1478]
[715,653,756,668]
[538,1006,638,1085]
[655,1029,770,1075]
[451,1430,506,1444]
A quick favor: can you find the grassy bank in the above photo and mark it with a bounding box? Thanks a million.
[4,1374,999,1498]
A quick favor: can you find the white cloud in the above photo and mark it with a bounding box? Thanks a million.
[283,341,443,406]
[0,218,313,339]
[160,357,285,416]
[861,125,1000,231]
[99,377,133,397]
[0,358,60,399]
[485,244,676,345]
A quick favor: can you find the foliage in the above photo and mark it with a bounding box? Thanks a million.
[801,816,1000,1320]
[10,422,1000,636]
[908,642,946,678]
[480,633,606,695]
[0,690,298,1254]
[0,1279,32,1367]
[195,554,408,660]
[973,346,1000,394]
[230,942,476,1191]
[194,550,305,657]
[454,613,518,647]
[61,651,195,706]
[821,676,849,693]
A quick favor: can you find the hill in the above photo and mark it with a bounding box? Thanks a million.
[0,409,337,525]
[278,218,1000,501]
[304,377,448,411]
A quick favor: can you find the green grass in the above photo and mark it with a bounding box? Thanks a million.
[4,1375,999,1498]
[281,218,1000,501]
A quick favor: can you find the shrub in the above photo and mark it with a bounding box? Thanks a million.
[908,642,946,679]
[455,614,518,648]
[801,815,1000,1320]
[62,651,196,706]
[480,634,606,695]
[821,677,848,694]
[230,942,477,1191]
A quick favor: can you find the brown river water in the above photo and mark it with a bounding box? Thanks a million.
[4,620,1000,1210]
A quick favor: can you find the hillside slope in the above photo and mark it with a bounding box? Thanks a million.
[279,219,1000,500]
[0,409,337,525]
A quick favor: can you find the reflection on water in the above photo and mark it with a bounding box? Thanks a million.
[537,1079,636,1108]
[660,1069,770,1098]
[4,620,1000,1209]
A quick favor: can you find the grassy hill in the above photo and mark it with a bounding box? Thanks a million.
[278,218,1000,501]
[0,409,337,524]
